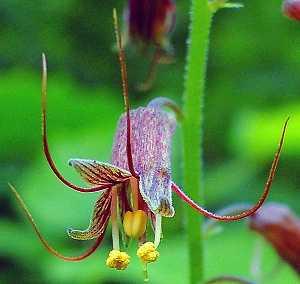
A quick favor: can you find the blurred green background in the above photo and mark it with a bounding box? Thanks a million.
[1,0,299,283]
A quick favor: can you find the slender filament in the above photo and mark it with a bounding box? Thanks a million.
[41,54,114,193]
[130,177,139,211]
[8,183,103,261]
[154,214,162,248]
[113,9,138,178]
[172,118,289,221]
[136,48,160,92]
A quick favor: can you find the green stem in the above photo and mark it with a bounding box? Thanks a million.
[182,1,213,283]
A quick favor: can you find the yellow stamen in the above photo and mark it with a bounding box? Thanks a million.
[123,210,147,239]
[106,250,130,270]
[137,242,159,263]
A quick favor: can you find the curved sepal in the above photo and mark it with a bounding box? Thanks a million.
[68,191,112,240]
[68,159,131,186]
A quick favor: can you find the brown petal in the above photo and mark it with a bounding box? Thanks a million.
[250,202,300,274]
[67,191,112,240]
[68,159,131,186]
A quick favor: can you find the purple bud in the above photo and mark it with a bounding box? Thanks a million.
[282,0,300,20]
[126,0,176,48]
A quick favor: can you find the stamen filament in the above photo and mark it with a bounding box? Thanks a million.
[154,214,162,248]
[143,262,149,282]
[130,177,139,211]
[111,187,120,250]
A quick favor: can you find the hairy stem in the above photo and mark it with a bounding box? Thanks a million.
[182,0,213,283]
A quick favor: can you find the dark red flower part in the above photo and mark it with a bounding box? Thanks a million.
[282,0,300,20]
[124,0,176,91]
[250,203,300,274]
[127,0,176,48]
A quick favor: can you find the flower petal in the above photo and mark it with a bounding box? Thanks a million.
[68,159,131,186]
[67,191,112,240]
[139,168,174,217]
[250,203,300,274]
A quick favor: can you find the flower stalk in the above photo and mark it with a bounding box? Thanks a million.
[182,0,213,283]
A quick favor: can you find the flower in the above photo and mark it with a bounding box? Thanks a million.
[125,0,176,52]
[250,202,300,275]
[282,0,300,21]
[123,0,176,91]
[9,11,288,279]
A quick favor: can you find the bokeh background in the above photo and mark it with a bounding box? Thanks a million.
[1,0,300,283]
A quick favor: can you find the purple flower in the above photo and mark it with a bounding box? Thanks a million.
[112,101,176,216]
[10,15,288,275]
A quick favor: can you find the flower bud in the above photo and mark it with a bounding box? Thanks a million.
[126,0,176,50]
[282,0,300,20]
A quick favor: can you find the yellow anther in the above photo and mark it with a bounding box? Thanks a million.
[123,210,147,239]
[137,242,159,263]
[106,250,130,270]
